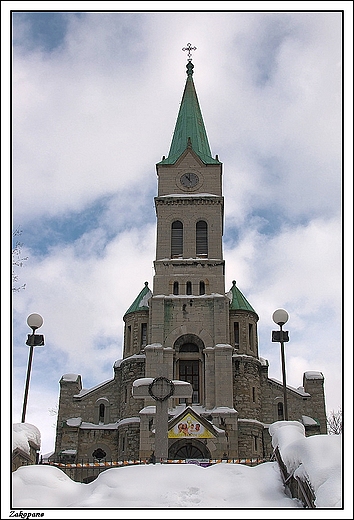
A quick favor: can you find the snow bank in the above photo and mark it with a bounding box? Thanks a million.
[269,421,342,508]
[13,423,41,454]
[12,461,302,508]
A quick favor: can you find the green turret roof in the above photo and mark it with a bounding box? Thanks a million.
[158,61,220,165]
[124,282,152,316]
[228,280,257,314]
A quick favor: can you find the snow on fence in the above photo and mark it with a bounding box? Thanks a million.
[269,420,342,509]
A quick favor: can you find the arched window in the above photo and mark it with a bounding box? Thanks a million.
[186,281,192,295]
[196,221,208,256]
[234,322,239,347]
[99,403,105,423]
[199,281,205,295]
[171,221,183,257]
[95,398,110,424]
[249,323,254,350]
[141,323,147,347]
[173,281,179,295]
[278,402,284,420]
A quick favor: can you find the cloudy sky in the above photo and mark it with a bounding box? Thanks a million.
[4,3,349,455]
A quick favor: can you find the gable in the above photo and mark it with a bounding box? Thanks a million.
[168,407,216,439]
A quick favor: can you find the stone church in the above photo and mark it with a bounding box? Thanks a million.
[53,54,327,466]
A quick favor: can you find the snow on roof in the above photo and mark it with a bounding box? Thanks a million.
[269,378,311,397]
[132,378,154,387]
[77,418,140,429]
[66,417,82,427]
[301,415,318,426]
[269,421,342,508]
[259,357,269,366]
[79,422,119,430]
[155,293,225,299]
[13,423,41,454]
[238,418,265,427]
[113,354,146,368]
[61,373,80,382]
[159,193,219,198]
[74,379,113,397]
[117,417,140,427]
[304,371,324,379]
[139,289,152,308]
[139,406,156,414]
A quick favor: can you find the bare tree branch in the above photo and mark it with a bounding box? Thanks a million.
[327,408,342,435]
[12,226,28,292]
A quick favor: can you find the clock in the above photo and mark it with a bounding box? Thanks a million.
[180,172,199,188]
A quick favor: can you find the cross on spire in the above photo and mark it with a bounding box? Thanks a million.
[182,42,197,61]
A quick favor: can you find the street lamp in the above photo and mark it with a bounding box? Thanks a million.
[21,313,45,423]
[272,309,289,421]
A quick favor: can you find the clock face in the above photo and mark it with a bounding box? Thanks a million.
[180,172,199,188]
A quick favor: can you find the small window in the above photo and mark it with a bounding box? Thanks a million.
[254,436,258,451]
[141,323,147,347]
[252,387,256,402]
[186,281,192,295]
[99,403,105,423]
[196,221,208,256]
[126,325,131,352]
[249,323,254,350]
[171,221,183,257]
[173,281,179,295]
[199,281,205,295]
[278,402,284,420]
[92,448,106,460]
[234,322,239,347]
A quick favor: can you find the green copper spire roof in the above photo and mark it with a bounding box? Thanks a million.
[158,60,220,165]
[228,280,257,314]
[124,282,152,316]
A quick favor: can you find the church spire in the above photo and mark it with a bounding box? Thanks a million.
[158,45,220,165]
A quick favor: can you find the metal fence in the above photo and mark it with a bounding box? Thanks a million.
[45,457,269,483]
[273,446,316,508]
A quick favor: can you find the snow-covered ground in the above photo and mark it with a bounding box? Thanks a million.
[12,461,302,509]
[11,421,344,517]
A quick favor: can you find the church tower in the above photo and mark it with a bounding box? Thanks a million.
[128,52,261,460]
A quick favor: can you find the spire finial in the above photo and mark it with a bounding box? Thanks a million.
[182,42,197,61]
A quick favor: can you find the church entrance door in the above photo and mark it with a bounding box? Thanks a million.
[168,439,211,460]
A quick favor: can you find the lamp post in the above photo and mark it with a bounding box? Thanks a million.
[272,309,289,421]
[21,313,45,423]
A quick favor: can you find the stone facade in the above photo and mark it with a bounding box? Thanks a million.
[52,59,327,476]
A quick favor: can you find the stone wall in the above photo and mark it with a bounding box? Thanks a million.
[233,356,262,421]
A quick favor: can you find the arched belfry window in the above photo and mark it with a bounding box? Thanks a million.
[95,397,110,424]
[171,221,183,257]
[186,281,192,295]
[173,281,179,295]
[196,221,208,257]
